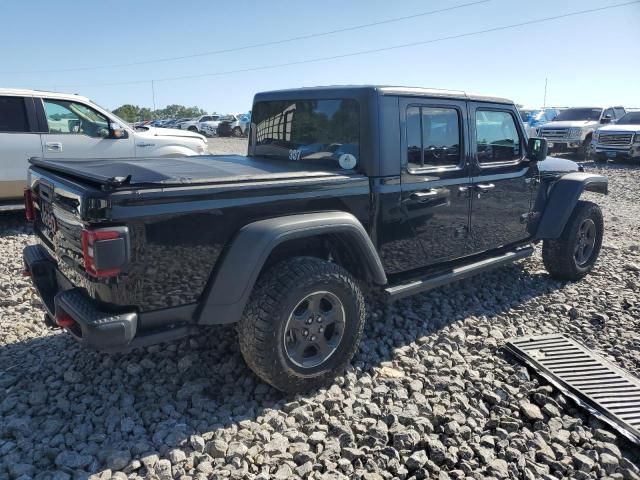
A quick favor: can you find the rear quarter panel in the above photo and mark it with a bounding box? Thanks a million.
[107,174,371,311]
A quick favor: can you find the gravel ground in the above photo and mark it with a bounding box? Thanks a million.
[206,137,247,155]
[1,156,640,480]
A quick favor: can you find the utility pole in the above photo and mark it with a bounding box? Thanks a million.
[151,80,157,112]
[543,78,548,108]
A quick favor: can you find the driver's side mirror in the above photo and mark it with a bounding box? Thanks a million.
[110,123,128,139]
[527,137,548,162]
[601,115,612,124]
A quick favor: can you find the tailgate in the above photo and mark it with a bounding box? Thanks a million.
[28,166,102,269]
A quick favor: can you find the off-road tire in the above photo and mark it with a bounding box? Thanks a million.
[542,200,603,281]
[238,257,366,393]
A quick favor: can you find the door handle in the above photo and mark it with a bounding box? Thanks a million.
[45,142,63,152]
[474,183,495,193]
[410,189,439,201]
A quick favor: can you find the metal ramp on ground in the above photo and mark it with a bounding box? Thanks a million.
[505,333,640,445]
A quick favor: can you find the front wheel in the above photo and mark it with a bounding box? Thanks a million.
[232,127,243,137]
[577,138,592,160]
[238,257,366,393]
[542,200,603,281]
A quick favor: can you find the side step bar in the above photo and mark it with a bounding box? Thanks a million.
[385,245,533,301]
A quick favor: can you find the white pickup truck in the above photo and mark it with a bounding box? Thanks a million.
[538,106,626,159]
[0,89,209,208]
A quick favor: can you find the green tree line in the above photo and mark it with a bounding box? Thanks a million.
[111,104,212,123]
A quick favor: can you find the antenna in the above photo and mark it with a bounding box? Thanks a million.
[151,80,157,112]
[543,78,548,108]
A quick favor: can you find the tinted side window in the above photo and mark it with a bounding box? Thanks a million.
[614,108,625,119]
[476,110,522,164]
[0,96,29,133]
[603,108,614,119]
[406,106,461,169]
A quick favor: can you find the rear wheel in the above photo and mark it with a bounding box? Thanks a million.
[238,257,365,393]
[188,126,198,132]
[542,200,603,281]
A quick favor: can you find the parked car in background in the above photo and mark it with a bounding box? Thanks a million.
[0,89,208,208]
[215,114,250,137]
[173,117,193,129]
[592,111,640,162]
[519,107,561,137]
[179,115,222,134]
[538,106,626,159]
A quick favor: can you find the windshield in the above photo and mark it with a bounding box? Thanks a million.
[554,108,602,121]
[251,98,360,170]
[615,112,640,125]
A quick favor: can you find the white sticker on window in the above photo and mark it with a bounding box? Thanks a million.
[338,153,357,169]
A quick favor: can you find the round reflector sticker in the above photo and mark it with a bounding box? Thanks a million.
[338,153,357,170]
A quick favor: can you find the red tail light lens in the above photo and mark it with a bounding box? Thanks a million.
[81,227,128,278]
[24,188,35,221]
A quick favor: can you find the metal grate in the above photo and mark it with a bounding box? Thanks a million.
[505,334,640,445]
[599,133,633,146]
[540,128,569,140]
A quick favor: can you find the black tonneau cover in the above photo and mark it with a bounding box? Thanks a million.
[29,155,347,188]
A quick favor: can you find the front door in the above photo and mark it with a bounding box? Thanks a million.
[39,98,134,159]
[468,103,535,253]
[400,98,472,269]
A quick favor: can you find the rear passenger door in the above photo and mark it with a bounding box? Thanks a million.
[400,98,472,268]
[468,103,535,253]
[0,95,43,201]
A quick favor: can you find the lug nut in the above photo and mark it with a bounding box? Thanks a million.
[316,316,322,323]
[310,335,316,341]
[303,329,308,336]
[307,318,313,324]
[319,327,324,333]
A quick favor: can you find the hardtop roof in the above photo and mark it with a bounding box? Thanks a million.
[253,85,513,105]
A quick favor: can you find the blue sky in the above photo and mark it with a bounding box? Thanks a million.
[2,0,639,114]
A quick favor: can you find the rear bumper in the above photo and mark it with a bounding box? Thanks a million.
[23,244,139,351]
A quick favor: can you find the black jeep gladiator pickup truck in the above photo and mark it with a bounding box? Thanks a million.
[23,86,608,392]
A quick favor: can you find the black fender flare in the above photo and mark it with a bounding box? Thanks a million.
[196,211,387,325]
[534,172,608,239]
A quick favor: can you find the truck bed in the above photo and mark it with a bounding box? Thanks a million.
[29,155,347,189]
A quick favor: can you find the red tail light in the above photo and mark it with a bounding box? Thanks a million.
[81,227,129,278]
[24,188,35,221]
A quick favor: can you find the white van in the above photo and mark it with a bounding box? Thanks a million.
[0,89,209,208]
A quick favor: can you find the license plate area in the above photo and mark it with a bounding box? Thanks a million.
[38,181,58,236]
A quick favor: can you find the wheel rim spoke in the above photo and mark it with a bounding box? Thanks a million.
[283,290,346,369]
[574,218,597,266]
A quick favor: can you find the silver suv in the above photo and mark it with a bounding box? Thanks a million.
[538,106,626,159]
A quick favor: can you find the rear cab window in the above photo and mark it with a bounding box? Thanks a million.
[250,98,360,171]
[406,106,462,170]
[0,96,29,133]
